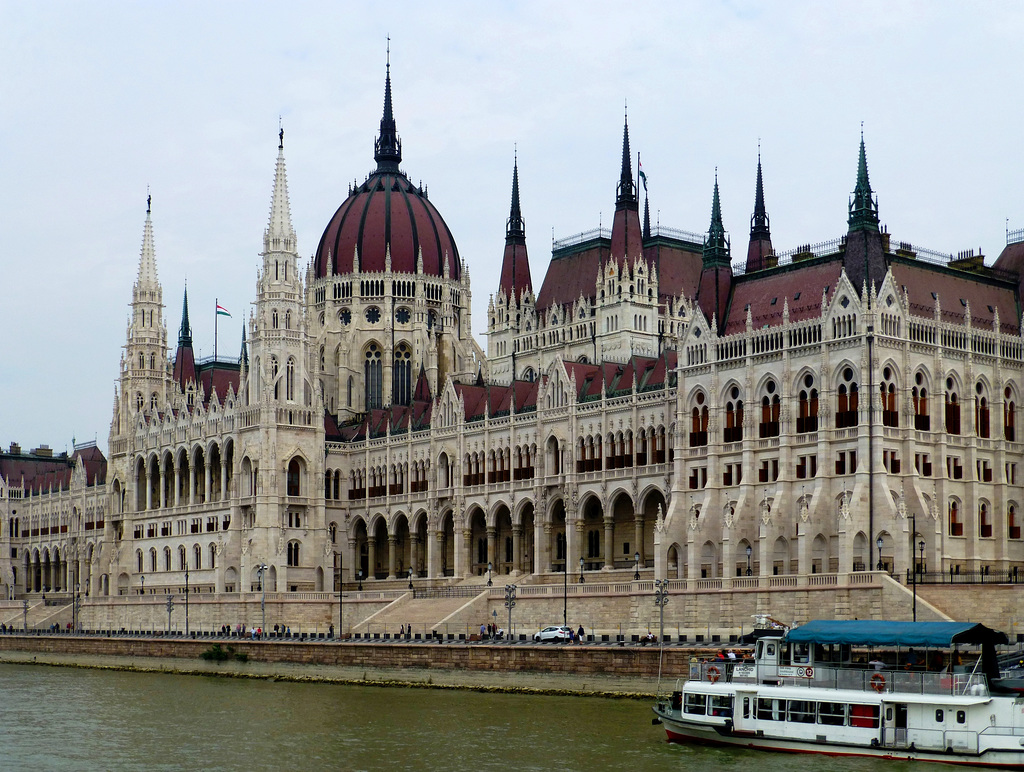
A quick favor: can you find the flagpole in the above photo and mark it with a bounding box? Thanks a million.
[214,297,219,363]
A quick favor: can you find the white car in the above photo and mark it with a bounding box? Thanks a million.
[534,625,572,642]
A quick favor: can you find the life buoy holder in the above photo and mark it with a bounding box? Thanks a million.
[707,665,721,683]
[871,673,886,693]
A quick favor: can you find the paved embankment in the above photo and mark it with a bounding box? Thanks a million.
[0,635,699,697]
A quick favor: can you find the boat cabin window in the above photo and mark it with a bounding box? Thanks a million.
[817,702,846,726]
[957,710,966,724]
[684,693,707,715]
[792,642,811,664]
[850,704,880,728]
[934,709,944,723]
[787,700,815,723]
[756,698,785,721]
[709,695,733,717]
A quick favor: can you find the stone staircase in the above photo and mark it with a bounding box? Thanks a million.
[0,600,72,630]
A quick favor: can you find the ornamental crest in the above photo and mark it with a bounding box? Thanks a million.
[723,505,735,529]
[799,497,810,523]
[760,496,772,526]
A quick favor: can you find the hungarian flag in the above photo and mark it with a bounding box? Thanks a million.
[638,154,648,192]
[216,303,231,317]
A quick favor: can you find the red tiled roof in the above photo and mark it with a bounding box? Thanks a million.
[0,444,107,493]
[723,259,844,335]
[890,261,1019,334]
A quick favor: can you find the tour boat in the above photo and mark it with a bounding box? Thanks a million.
[652,620,1024,768]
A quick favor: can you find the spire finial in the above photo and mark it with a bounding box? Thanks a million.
[374,40,402,171]
[279,116,284,149]
[750,146,770,238]
[849,126,879,232]
[615,108,636,208]
[704,172,730,266]
[146,186,151,214]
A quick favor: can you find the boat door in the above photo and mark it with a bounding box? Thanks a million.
[733,691,756,733]
[882,702,909,748]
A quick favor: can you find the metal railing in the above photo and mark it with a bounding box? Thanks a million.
[908,569,1022,585]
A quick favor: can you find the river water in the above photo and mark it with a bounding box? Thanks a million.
[0,663,925,771]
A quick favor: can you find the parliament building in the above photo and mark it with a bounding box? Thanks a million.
[2,63,1022,633]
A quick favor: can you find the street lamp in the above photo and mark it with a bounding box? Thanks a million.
[918,540,926,573]
[165,594,175,634]
[338,548,343,640]
[653,579,670,646]
[745,545,752,576]
[913,539,926,624]
[22,599,28,632]
[487,561,493,587]
[184,563,190,636]
[140,574,145,595]
[579,556,585,584]
[876,537,884,571]
[74,583,81,633]
[357,569,363,591]
[562,550,568,628]
[634,551,641,581]
[504,584,517,640]
[257,563,267,639]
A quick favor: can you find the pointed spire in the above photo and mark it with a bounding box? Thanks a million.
[507,151,525,240]
[750,150,769,238]
[178,286,192,346]
[703,172,730,266]
[615,110,637,209]
[848,129,879,232]
[239,326,248,366]
[374,43,402,172]
[643,189,651,240]
[137,195,159,285]
[266,126,295,247]
[498,152,533,301]
[745,149,773,272]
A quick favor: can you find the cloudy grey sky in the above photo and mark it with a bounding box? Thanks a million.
[3,1,1024,456]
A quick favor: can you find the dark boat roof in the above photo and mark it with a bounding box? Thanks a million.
[787,621,1009,648]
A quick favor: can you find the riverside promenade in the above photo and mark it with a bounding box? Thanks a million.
[0,632,702,697]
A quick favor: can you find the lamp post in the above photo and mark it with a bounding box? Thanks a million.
[74,583,81,633]
[408,566,414,591]
[487,561,493,587]
[914,539,925,623]
[338,548,343,640]
[22,599,28,632]
[504,584,516,640]
[634,551,640,581]
[357,569,363,591]
[745,545,753,576]
[654,579,670,644]
[579,556,585,584]
[256,563,267,639]
[165,594,175,634]
[562,552,568,628]
[184,563,190,636]
[140,574,145,595]
[876,536,884,571]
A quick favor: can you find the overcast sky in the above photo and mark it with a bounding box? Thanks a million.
[3,1,1024,457]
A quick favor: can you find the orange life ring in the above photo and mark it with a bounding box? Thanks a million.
[707,665,721,683]
[870,673,886,693]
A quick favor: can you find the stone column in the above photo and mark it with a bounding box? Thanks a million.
[603,517,614,570]
[221,458,228,501]
[486,526,497,572]
[387,535,398,579]
[411,535,421,576]
[204,460,212,504]
[188,463,196,506]
[459,528,471,578]
[512,525,523,573]
[146,466,153,511]
[367,538,377,581]
[159,466,167,509]
[634,515,645,565]
[174,464,181,507]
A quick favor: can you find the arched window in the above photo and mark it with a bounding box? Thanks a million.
[287,458,301,497]
[759,382,781,438]
[193,544,202,570]
[178,545,187,570]
[365,344,383,410]
[285,358,295,401]
[945,378,960,435]
[798,375,819,433]
[271,357,280,400]
[393,343,412,406]
[1009,505,1020,539]
[880,368,898,427]
[979,503,992,538]
[689,393,708,447]
[975,382,989,438]
[209,544,217,569]
[164,546,171,571]
[948,501,962,537]
[285,310,291,330]
[913,372,929,431]
[287,541,300,567]
[272,309,279,329]
[724,387,743,443]
[836,368,859,428]
[1004,386,1016,441]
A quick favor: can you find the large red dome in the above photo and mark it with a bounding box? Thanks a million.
[314,171,460,280]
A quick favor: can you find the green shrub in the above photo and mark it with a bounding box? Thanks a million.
[200,643,231,661]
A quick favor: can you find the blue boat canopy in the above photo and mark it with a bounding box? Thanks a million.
[786,621,1009,648]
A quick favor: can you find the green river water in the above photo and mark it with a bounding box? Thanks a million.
[0,663,929,771]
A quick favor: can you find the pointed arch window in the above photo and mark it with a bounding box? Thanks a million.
[948,501,962,537]
[285,358,295,401]
[365,343,383,410]
[759,381,781,438]
[880,368,898,427]
[1005,386,1016,441]
[836,368,859,428]
[913,372,930,430]
[139,353,145,370]
[945,378,961,435]
[393,343,412,406]
[287,458,301,497]
[1009,505,1021,540]
[798,375,819,433]
[272,309,279,329]
[285,310,291,330]
[724,387,743,443]
[271,357,280,400]
[975,382,989,438]
[689,392,708,447]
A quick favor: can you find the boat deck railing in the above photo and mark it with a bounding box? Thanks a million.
[689,660,989,697]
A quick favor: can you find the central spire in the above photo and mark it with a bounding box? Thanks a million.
[178,286,192,346]
[703,172,730,266]
[615,111,637,210]
[848,131,878,232]
[374,44,402,172]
